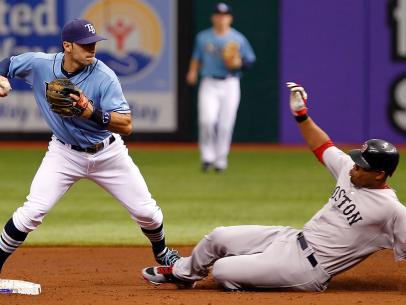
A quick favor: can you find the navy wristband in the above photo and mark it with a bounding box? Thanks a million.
[90,108,111,127]
[0,57,11,76]
[295,114,309,122]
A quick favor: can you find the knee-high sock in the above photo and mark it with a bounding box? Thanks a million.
[0,218,28,272]
[141,223,166,257]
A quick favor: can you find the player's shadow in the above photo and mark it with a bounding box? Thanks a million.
[194,276,400,292]
[328,277,399,292]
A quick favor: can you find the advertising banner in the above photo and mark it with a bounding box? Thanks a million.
[280,0,406,144]
[0,0,177,132]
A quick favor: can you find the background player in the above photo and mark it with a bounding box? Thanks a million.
[141,82,406,291]
[186,2,256,172]
[0,19,180,273]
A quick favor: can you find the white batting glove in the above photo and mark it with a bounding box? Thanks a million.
[286,82,308,116]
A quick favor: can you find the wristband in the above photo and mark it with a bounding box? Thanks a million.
[295,114,309,123]
[90,108,111,127]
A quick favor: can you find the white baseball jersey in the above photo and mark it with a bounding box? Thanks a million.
[304,146,406,275]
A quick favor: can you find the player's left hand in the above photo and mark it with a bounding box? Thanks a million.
[286,82,308,116]
[46,78,91,118]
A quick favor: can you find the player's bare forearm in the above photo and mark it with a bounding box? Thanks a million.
[106,112,132,135]
[186,59,200,85]
[297,117,330,151]
[286,82,331,150]
[81,102,132,135]
[188,59,200,73]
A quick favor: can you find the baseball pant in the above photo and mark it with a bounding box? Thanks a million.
[173,225,331,291]
[12,134,163,233]
[198,76,240,170]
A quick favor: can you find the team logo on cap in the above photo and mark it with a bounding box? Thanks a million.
[218,3,228,12]
[82,0,163,82]
[85,24,96,34]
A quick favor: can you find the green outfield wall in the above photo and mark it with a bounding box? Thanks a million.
[191,0,279,142]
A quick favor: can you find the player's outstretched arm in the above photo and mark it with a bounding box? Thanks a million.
[286,82,330,151]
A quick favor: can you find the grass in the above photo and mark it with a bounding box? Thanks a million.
[0,147,405,245]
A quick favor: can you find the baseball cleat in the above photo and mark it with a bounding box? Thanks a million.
[201,162,212,172]
[155,248,181,266]
[142,266,195,288]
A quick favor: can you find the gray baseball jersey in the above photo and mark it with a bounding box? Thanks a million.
[304,146,406,275]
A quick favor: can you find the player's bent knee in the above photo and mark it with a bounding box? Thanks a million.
[131,206,163,229]
[212,260,241,290]
[206,226,233,245]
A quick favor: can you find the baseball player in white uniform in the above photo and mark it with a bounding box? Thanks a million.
[0,19,180,273]
[141,82,406,291]
[186,2,256,172]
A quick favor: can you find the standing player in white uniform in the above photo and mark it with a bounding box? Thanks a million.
[0,19,180,273]
[142,82,406,291]
[186,2,256,172]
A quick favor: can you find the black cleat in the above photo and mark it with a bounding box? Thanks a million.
[201,162,212,172]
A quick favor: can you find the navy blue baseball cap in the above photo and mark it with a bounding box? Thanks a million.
[61,19,106,44]
[213,2,232,15]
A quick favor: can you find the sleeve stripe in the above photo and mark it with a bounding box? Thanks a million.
[312,140,335,165]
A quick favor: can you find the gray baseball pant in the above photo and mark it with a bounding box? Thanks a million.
[173,225,331,291]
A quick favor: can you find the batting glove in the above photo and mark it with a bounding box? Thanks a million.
[286,82,308,116]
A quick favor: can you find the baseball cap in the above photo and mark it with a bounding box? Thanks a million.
[213,2,232,15]
[61,19,106,45]
[348,139,399,176]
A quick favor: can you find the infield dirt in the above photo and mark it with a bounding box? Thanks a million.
[0,247,404,305]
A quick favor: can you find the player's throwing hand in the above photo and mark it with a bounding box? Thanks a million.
[286,82,308,116]
[0,75,11,97]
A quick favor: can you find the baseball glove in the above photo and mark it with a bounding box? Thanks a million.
[45,78,89,117]
[222,41,242,70]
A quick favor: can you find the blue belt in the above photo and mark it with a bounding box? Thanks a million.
[57,135,115,154]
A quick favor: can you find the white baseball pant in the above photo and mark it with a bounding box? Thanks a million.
[12,135,163,233]
[198,76,240,170]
